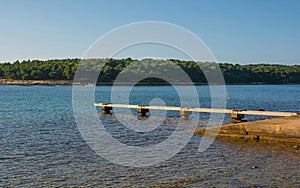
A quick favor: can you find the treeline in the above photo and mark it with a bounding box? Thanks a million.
[0,58,299,84]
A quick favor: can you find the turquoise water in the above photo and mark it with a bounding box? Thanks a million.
[1,85,300,186]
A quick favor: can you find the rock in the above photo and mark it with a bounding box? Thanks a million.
[251,165,258,169]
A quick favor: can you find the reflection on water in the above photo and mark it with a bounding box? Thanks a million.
[1,85,300,186]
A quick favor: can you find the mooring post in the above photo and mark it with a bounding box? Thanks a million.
[137,105,149,117]
[179,109,192,119]
[101,104,113,114]
[231,110,246,123]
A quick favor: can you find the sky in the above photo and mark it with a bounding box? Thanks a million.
[0,0,299,65]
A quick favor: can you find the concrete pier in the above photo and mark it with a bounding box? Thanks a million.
[95,103,298,121]
[95,102,300,145]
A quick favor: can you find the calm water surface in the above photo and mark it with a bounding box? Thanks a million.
[1,85,300,187]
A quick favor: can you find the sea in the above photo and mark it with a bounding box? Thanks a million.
[1,85,300,187]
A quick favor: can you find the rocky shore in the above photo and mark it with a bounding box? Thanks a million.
[0,79,72,86]
[195,116,300,147]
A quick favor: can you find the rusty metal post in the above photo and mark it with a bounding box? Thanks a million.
[101,104,113,114]
[137,105,149,117]
[231,110,246,122]
[179,110,192,119]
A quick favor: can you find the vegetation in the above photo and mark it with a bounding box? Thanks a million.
[0,58,299,84]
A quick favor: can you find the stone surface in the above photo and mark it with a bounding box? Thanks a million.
[195,116,300,145]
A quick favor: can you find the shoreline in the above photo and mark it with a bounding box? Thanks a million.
[1,79,300,86]
[0,79,72,86]
[195,116,300,147]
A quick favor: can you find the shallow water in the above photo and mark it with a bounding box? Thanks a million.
[1,85,300,187]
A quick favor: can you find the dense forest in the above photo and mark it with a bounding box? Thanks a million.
[0,58,299,84]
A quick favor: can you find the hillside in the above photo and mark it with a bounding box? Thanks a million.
[0,58,299,85]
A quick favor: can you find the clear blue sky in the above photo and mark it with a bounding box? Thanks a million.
[0,0,299,65]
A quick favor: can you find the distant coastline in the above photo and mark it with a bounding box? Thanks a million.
[0,79,72,86]
[1,79,300,86]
